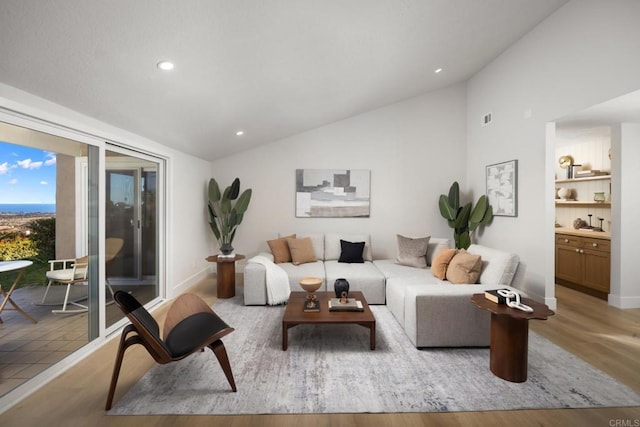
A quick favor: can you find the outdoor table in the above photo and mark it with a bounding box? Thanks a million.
[0,260,37,323]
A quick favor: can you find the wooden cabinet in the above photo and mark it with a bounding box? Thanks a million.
[555,233,610,299]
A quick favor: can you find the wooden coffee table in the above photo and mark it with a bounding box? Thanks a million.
[471,293,554,382]
[282,291,376,351]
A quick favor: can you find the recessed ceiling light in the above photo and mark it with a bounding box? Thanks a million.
[434,68,443,74]
[157,61,174,71]
[235,130,244,136]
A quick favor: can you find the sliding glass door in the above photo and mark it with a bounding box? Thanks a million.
[104,149,160,328]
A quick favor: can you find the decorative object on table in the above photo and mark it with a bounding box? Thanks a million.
[295,169,370,218]
[328,297,364,312]
[333,278,350,299]
[557,187,572,200]
[207,177,252,257]
[573,218,588,230]
[299,277,323,312]
[558,155,574,178]
[486,159,517,217]
[438,181,493,249]
[594,192,606,203]
[484,288,511,304]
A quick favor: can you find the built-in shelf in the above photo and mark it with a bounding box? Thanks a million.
[555,201,611,207]
[555,175,610,184]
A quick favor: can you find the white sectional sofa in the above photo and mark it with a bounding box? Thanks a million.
[244,233,386,305]
[243,233,521,348]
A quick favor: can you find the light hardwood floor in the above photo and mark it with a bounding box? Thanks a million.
[2,279,639,426]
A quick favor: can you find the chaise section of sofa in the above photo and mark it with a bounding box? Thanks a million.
[378,241,521,347]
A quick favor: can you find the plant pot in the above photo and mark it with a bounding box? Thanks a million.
[220,243,234,256]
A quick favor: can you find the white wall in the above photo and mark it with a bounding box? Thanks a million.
[210,83,468,262]
[465,0,640,307]
[610,123,640,308]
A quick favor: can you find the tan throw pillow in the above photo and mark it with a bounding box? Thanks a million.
[446,249,483,284]
[431,248,457,280]
[396,234,430,268]
[267,234,296,263]
[287,237,318,265]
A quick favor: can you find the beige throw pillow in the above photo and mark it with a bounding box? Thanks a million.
[267,234,296,263]
[287,237,318,265]
[396,234,430,268]
[431,248,457,280]
[446,249,483,284]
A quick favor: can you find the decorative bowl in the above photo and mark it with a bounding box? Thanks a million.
[299,277,322,293]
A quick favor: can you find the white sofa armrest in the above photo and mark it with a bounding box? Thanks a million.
[243,252,274,305]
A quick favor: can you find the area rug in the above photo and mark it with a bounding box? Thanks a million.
[108,296,640,415]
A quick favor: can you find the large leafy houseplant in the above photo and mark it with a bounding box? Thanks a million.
[438,181,493,250]
[208,177,252,255]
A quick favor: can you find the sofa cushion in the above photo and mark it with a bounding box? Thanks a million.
[446,250,482,284]
[325,233,372,261]
[338,239,365,263]
[280,233,325,261]
[267,234,296,263]
[396,234,429,268]
[431,248,457,280]
[287,237,318,265]
[373,259,434,281]
[278,261,326,291]
[426,238,450,266]
[324,260,386,304]
[467,244,520,286]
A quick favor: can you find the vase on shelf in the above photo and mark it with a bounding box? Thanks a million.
[558,187,572,200]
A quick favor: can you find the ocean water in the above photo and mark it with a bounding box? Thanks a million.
[0,204,56,214]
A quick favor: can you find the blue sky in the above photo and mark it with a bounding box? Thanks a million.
[0,141,56,204]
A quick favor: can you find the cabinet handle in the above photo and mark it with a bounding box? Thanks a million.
[564,239,569,243]
[592,243,598,247]
[575,248,580,253]
[580,249,584,254]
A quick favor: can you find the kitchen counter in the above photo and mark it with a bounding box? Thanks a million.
[555,227,611,240]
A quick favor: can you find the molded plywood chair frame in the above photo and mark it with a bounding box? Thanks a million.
[105,291,237,410]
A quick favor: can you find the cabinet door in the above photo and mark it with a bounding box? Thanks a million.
[583,248,611,293]
[556,244,582,284]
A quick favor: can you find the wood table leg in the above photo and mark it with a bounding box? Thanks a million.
[489,313,529,382]
[216,262,236,299]
[370,322,376,350]
[282,322,289,351]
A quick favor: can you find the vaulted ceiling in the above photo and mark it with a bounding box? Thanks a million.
[0,0,568,160]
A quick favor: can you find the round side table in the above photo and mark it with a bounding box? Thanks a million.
[206,254,245,298]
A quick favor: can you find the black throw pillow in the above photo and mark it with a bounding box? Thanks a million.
[338,239,365,263]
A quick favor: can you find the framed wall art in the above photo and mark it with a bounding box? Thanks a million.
[295,169,370,218]
[486,159,518,217]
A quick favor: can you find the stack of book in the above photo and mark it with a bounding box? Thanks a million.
[574,170,609,178]
[328,298,364,312]
[484,289,512,304]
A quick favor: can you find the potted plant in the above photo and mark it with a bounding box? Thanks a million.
[438,181,493,249]
[207,177,252,256]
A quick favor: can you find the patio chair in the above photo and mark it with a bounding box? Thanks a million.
[41,237,124,314]
[105,291,237,410]
[41,256,89,314]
